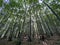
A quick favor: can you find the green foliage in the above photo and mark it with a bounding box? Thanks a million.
[0,0,60,40]
[0,0,3,7]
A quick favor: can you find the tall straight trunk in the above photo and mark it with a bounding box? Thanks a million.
[17,32,21,45]
[45,19,53,36]
[38,14,46,34]
[7,21,16,41]
[46,13,59,35]
[29,14,32,42]
[22,0,26,33]
[40,14,51,37]
[44,12,54,36]
[43,1,60,21]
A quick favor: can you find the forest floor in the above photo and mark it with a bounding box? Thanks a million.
[0,34,60,45]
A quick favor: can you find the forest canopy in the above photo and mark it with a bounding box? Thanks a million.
[0,0,60,39]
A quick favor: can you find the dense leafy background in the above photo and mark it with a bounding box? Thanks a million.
[0,0,60,39]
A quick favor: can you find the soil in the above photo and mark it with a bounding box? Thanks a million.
[0,34,60,45]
